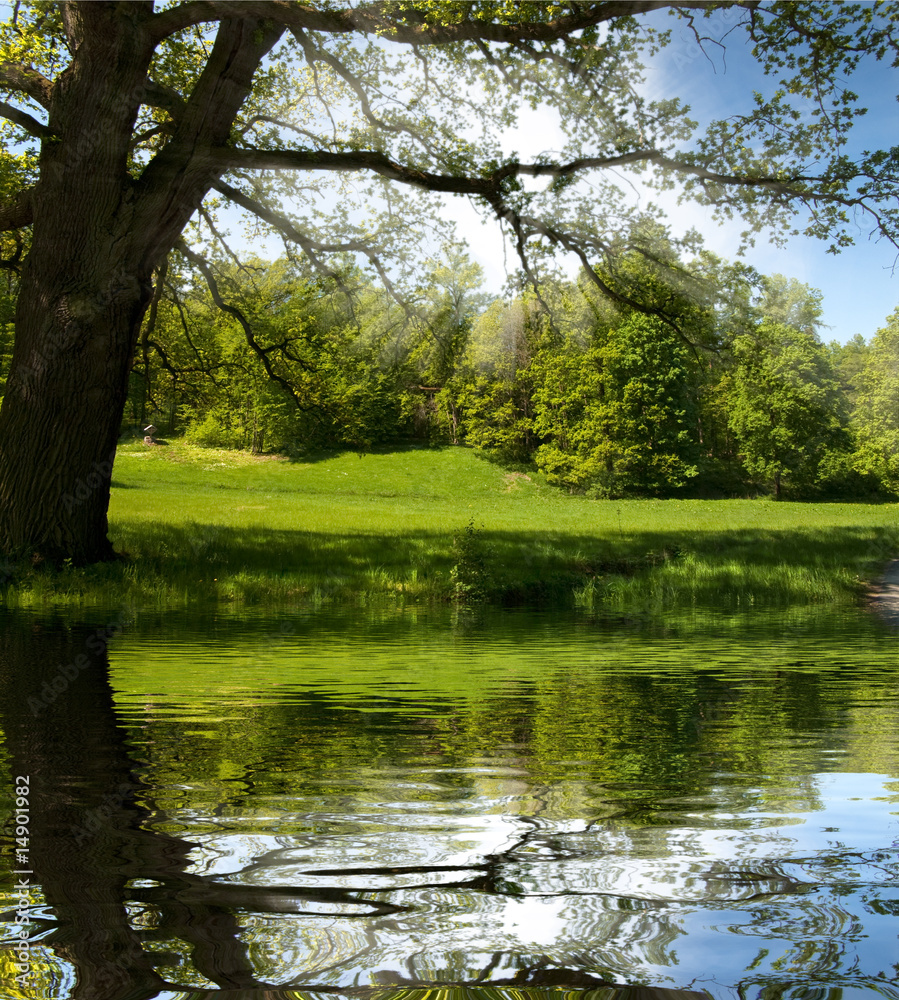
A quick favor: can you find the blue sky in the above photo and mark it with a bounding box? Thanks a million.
[1,3,892,342]
[659,8,899,344]
[435,7,899,344]
[212,6,898,344]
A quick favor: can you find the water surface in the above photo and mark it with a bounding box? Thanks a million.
[1,604,898,999]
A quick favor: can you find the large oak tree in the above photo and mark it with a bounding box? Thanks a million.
[0,0,896,563]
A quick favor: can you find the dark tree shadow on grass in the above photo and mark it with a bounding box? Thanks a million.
[101,520,899,607]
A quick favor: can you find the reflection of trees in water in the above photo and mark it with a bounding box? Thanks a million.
[0,616,399,996]
[1,610,897,999]
[0,613,722,999]
[0,615,273,996]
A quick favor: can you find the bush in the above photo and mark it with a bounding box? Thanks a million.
[182,413,246,450]
[450,519,493,602]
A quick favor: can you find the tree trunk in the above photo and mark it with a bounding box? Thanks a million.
[0,7,283,563]
[0,264,151,563]
[0,5,156,564]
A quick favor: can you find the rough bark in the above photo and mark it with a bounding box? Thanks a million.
[0,5,283,563]
[0,5,156,563]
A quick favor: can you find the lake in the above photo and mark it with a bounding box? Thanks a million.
[1,603,897,1000]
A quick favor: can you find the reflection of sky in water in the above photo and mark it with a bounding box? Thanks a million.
[155,770,899,995]
[8,605,892,996]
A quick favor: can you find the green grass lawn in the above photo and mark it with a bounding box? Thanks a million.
[4,439,899,608]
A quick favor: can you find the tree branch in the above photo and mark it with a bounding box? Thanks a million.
[211,177,419,319]
[148,0,357,43]
[0,229,25,272]
[174,239,314,410]
[135,17,285,267]
[197,204,254,275]
[58,1,81,54]
[239,113,321,145]
[148,0,741,47]
[0,61,53,109]
[213,178,368,253]
[289,27,446,160]
[212,142,889,241]
[0,99,53,139]
[162,277,229,388]
[214,144,829,202]
[211,178,366,304]
[142,77,187,117]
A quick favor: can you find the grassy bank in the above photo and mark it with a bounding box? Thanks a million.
[3,440,898,608]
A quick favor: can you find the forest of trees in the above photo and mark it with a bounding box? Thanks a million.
[2,244,892,503]
[1,2,897,562]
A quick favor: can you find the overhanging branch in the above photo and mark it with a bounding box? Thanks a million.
[211,178,414,313]
[213,178,367,254]
[174,239,314,411]
[0,99,53,139]
[148,0,737,47]
[0,61,53,109]
[215,144,840,204]
[215,146,636,194]
[211,141,894,245]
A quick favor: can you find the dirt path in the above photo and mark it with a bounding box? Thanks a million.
[868,559,899,627]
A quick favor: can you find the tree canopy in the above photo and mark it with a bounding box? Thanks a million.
[0,1,897,561]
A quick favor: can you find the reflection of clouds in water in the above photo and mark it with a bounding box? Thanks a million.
[140,769,899,993]
[186,808,518,885]
[498,895,568,949]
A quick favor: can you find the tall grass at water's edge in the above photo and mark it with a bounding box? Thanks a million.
[3,440,898,609]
